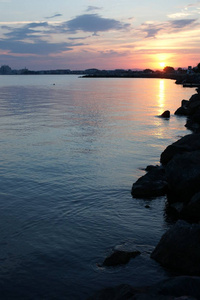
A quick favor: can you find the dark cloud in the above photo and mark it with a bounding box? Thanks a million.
[0,14,129,56]
[170,18,197,28]
[145,27,161,38]
[141,23,163,38]
[0,40,74,55]
[65,14,129,33]
[0,21,85,55]
[86,6,102,12]
[3,22,49,41]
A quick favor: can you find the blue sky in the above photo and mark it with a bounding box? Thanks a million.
[0,0,200,70]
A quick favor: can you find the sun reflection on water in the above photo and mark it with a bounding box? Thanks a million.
[158,79,165,114]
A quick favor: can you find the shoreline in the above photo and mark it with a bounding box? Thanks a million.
[88,88,200,299]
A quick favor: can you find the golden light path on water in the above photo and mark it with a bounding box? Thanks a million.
[158,79,165,114]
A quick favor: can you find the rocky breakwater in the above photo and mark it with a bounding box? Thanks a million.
[89,91,200,300]
[175,87,200,133]
[132,90,200,297]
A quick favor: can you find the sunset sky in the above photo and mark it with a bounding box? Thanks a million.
[0,0,200,70]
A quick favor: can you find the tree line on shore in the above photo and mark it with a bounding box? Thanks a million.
[1,63,200,77]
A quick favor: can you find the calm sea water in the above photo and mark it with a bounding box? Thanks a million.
[0,75,195,299]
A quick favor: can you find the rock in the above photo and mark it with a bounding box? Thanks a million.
[88,277,200,299]
[174,94,200,116]
[160,133,200,165]
[150,276,200,299]
[159,110,170,118]
[181,191,200,222]
[181,99,189,107]
[174,106,189,115]
[145,164,159,171]
[165,150,200,203]
[188,93,200,103]
[131,166,168,198]
[101,250,141,267]
[185,109,200,133]
[87,284,136,300]
[151,220,200,275]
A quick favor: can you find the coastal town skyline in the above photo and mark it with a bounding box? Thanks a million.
[0,0,200,70]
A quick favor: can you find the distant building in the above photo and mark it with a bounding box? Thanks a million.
[187,66,194,75]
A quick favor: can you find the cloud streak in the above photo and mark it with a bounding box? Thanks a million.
[45,13,63,19]
[140,18,198,38]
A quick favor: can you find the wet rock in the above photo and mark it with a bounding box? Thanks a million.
[185,109,200,133]
[151,220,200,275]
[174,106,189,115]
[87,284,137,300]
[101,250,141,267]
[182,99,190,107]
[131,166,168,198]
[165,150,200,203]
[189,93,200,103]
[159,110,170,118]
[175,93,200,116]
[160,133,200,165]
[88,276,200,299]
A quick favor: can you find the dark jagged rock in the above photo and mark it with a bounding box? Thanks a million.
[185,108,200,132]
[174,106,189,115]
[159,110,170,118]
[151,220,200,276]
[101,250,141,267]
[160,133,200,165]
[165,150,200,203]
[131,166,168,198]
[175,93,200,116]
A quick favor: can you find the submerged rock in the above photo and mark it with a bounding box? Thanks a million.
[101,250,141,267]
[151,220,200,275]
[131,166,167,198]
[159,110,170,118]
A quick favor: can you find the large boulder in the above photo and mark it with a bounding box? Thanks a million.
[131,166,167,198]
[160,133,200,165]
[165,150,200,203]
[151,220,200,275]
[185,108,200,133]
[180,191,200,222]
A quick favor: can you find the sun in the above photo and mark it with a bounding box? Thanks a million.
[159,62,166,68]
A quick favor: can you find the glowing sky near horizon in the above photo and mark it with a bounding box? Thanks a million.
[0,0,200,70]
